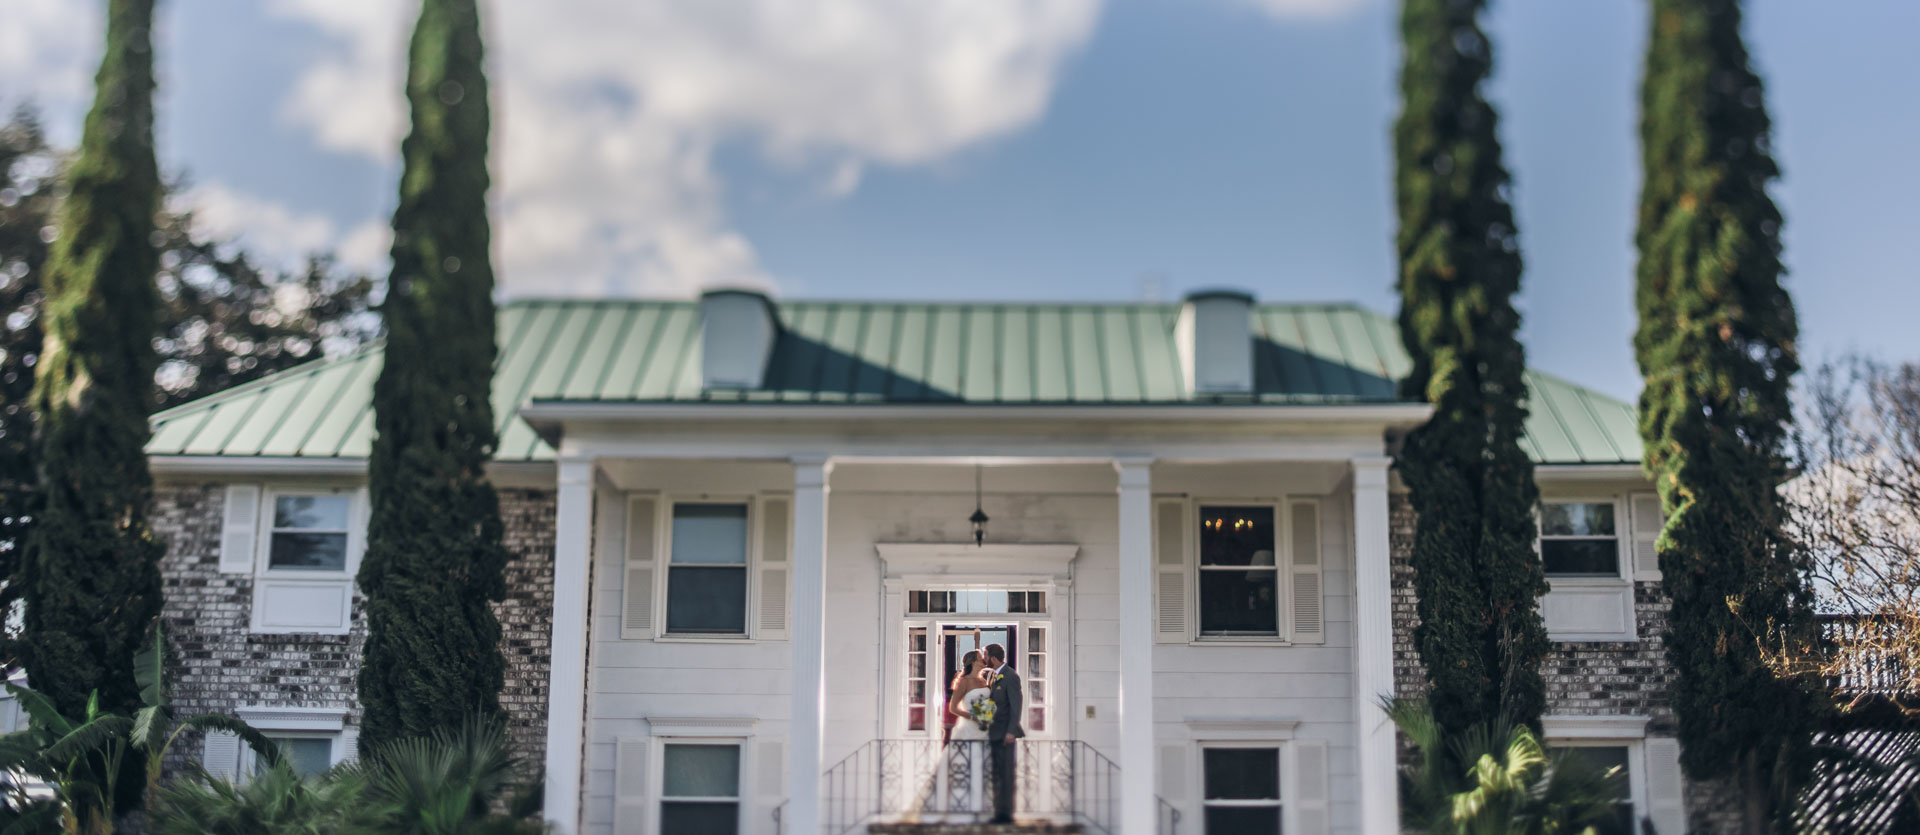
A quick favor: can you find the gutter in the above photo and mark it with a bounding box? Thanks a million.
[519,400,1435,426]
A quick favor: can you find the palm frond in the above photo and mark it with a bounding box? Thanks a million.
[134,624,167,709]
[2,685,73,739]
[177,714,281,769]
[45,716,133,764]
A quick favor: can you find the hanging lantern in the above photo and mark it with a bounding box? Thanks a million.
[970,464,989,547]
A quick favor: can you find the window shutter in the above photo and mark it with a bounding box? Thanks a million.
[1290,739,1330,835]
[202,730,242,781]
[339,727,360,765]
[1289,500,1324,644]
[757,495,792,640]
[757,738,785,832]
[622,496,658,640]
[613,737,650,835]
[1630,492,1664,581]
[1154,499,1191,643]
[219,484,262,574]
[1644,737,1685,835]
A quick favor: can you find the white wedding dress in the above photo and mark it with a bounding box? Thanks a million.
[950,687,992,741]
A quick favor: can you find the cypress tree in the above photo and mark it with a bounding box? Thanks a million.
[13,0,166,717]
[1635,0,1815,827]
[1392,0,1549,737]
[355,0,508,748]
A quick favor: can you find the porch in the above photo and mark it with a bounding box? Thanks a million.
[530,404,1419,835]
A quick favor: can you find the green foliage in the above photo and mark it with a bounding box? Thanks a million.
[11,0,164,721]
[1389,699,1627,835]
[0,627,278,834]
[1392,0,1549,736]
[1634,0,1818,825]
[356,0,507,748]
[151,719,544,835]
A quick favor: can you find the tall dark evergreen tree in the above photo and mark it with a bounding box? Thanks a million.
[13,0,166,717]
[356,0,508,747]
[1392,0,1549,737]
[1635,0,1815,827]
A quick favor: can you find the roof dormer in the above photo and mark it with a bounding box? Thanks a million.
[1176,289,1255,395]
[699,288,780,390]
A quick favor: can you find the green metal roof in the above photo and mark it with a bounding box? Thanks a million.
[146,299,1643,465]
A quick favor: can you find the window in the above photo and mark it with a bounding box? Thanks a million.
[666,503,750,635]
[1202,746,1282,833]
[906,627,928,732]
[1026,626,1048,732]
[266,494,351,572]
[1198,505,1279,636]
[1539,502,1620,577]
[252,735,337,779]
[660,743,740,835]
[908,589,1046,614]
[1551,745,1634,835]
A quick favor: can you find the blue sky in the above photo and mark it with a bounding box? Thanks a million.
[3,0,1915,401]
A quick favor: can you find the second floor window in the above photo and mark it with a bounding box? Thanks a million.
[267,494,351,572]
[1198,505,1278,636]
[1539,502,1620,578]
[666,502,750,635]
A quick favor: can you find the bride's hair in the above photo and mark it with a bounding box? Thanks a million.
[958,650,982,680]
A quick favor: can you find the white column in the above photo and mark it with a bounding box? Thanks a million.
[787,457,833,835]
[544,458,595,833]
[1114,458,1157,835]
[1350,456,1399,835]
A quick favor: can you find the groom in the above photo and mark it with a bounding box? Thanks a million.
[982,643,1025,824]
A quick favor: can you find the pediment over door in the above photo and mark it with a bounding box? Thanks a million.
[875,543,1079,581]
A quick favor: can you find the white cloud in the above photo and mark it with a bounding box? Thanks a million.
[334,220,391,274]
[265,0,1104,296]
[0,0,99,141]
[1233,0,1376,22]
[175,182,342,271]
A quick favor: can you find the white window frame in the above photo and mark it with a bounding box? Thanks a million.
[233,706,351,783]
[651,736,748,835]
[1194,740,1285,835]
[250,486,365,635]
[1536,495,1637,642]
[1543,725,1649,835]
[1192,498,1290,643]
[658,495,759,640]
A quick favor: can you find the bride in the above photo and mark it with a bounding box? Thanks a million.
[947,650,994,743]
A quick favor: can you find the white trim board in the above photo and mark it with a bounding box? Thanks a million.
[876,543,1080,579]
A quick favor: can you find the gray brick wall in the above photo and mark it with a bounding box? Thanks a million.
[1388,492,1740,833]
[155,483,555,776]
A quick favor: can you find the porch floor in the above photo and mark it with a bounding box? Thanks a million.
[868,823,1085,835]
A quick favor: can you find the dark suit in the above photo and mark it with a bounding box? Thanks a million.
[987,662,1026,822]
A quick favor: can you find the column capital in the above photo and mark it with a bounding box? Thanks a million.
[1112,456,1154,490]
[556,457,596,486]
[792,455,835,488]
[1351,455,1392,488]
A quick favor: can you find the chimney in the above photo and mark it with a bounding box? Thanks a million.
[1176,289,1255,395]
[699,288,779,390]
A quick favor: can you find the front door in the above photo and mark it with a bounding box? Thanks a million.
[892,587,1058,741]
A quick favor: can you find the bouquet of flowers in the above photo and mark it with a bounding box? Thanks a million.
[968,698,996,732]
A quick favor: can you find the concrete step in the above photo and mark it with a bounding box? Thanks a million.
[868,823,1085,835]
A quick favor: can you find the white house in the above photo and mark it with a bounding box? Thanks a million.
[144,289,1714,835]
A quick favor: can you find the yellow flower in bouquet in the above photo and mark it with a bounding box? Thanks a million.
[969,698,996,732]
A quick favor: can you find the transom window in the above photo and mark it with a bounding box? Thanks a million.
[1539,502,1620,577]
[660,743,740,835]
[1550,745,1633,835]
[666,502,750,635]
[1198,505,1279,636]
[267,494,351,571]
[1202,746,1282,834]
[907,589,1046,614]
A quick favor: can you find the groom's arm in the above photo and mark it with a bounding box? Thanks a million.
[1008,672,1026,738]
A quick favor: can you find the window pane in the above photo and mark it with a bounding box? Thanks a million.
[1199,570,1278,634]
[1541,503,1615,537]
[269,737,333,778]
[672,504,748,565]
[1204,748,1279,800]
[663,745,740,797]
[1542,540,1620,576]
[1028,654,1045,679]
[1203,806,1281,834]
[661,801,739,835]
[1028,707,1045,732]
[274,495,350,530]
[1552,746,1631,801]
[665,566,747,633]
[1200,506,1276,567]
[268,532,348,570]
